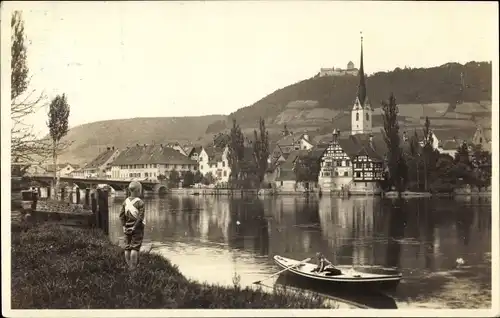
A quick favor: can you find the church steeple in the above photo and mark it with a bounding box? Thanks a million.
[351,32,372,135]
[357,33,367,106]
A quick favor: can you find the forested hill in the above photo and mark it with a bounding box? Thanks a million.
[206,61,492,133]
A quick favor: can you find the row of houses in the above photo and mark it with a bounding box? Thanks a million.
[267,125,491,194]
[23,36,491,194]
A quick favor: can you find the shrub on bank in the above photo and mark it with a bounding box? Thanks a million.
[11,222,329,309]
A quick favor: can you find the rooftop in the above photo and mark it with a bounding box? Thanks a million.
[84,148,119,169]
[112,144,197,166]
[44,163,80,172]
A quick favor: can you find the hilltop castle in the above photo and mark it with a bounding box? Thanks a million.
[319,61,359,77]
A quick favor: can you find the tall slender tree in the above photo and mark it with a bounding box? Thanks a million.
[11,11,51,164]
[227,119,245,188]
[47,94,70,199]
[422,116,433,191]
[382,93,407,197]
[253,117,270,184]
[409,129,421,190]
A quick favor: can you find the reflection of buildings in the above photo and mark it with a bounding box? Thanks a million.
[318,197,377,266]
[199,196,231,244]
[267,196,325,259]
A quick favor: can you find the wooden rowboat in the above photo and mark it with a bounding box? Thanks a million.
[273,255,402,291]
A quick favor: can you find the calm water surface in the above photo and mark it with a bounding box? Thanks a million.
[109,195,491,309]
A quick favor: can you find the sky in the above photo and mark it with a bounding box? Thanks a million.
[6,1,498,137]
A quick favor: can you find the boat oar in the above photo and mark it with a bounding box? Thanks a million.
[253,258,311,285]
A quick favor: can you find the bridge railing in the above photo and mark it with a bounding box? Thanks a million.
[18,186,110,236]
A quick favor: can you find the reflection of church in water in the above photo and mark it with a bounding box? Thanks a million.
[318,198,377,265]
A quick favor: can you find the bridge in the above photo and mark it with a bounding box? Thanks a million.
[29,175,168,194]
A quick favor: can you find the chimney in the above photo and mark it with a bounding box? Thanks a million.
[332,129,339,143]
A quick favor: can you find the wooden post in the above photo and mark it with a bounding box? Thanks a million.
[76,188,81,204]
[85,188,90,206]
[97,188,109,235]
[31,189,38,211]
[91,191,98,228]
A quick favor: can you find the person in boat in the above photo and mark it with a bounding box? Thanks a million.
[312,252,342,276]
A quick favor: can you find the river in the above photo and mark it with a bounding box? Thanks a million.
[108,195,491,309]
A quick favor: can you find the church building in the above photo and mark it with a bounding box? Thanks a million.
[317,35,387,195]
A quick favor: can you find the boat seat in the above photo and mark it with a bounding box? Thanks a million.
[324,269,342,276]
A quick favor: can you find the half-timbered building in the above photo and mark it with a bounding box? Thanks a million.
[317,35,386,195]
[317,129,353,191]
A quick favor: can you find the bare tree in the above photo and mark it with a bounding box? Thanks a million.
[47,94,70,199]
[11,11,52,166]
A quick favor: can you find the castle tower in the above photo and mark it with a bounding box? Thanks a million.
[351,33,373,135]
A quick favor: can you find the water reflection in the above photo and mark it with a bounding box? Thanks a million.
[108,195,491,309]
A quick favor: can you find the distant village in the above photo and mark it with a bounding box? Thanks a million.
[22,39,492,195]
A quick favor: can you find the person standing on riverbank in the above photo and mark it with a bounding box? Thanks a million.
[119,181,146,271]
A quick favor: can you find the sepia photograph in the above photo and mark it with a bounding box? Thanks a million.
[1,1,498,317]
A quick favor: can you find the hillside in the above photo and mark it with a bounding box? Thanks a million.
[206,61,492,132]
[56,115,225,164]
[56,61,492,165]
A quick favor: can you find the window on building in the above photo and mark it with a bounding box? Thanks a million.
[365,182,368,187]
[182,165,186,169]
[346,160,350,166]
[223,171,227,177]
[280,181,283,186]
[356,112,359,121]
[334,171,339,176]
[222,161,225,167]
[194,166,197,170]
[200,165,203,170]
[145,172,149,177]
[344,171,348,177]
[337,160,342,166]
[129,173,132,178]
[366,113,369,121]
[355,172,361,178]
[480,137,483,143]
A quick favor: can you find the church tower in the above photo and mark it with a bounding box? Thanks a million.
[351,33,372,135]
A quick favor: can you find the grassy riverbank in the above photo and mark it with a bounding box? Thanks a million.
[11,222,329,309]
